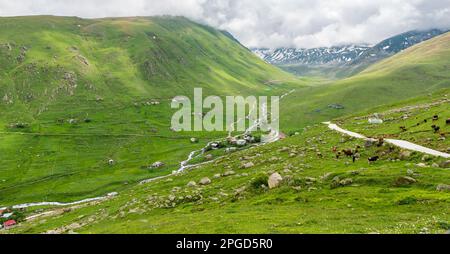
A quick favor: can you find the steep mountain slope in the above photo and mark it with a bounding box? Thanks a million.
[6,90,450,234]
[254,29,448,78]
[346,28,449,76]
[0,16,303,206]
[280,32,450,131]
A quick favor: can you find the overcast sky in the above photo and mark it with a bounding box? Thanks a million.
[1,0,449,48]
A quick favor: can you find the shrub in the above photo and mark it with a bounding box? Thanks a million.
[250,174,268,191]
[396,196,418,205]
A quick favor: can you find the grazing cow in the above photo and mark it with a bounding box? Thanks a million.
[431,125,440,133]
[376,138,384,147]
[368,156,379,163]
[399,126,407,132]
[446,118,450,125]
[352,153,360,163]
[336,151,342,159]
[342,149,354,157]
[433,115,439,121]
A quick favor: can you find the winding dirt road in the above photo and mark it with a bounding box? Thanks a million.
[323,122,450,158]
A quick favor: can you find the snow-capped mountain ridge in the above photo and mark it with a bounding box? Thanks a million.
[253,29,448,68]
[252,45,370,65]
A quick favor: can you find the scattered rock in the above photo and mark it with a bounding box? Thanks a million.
[190,138,199,143]
[68,119,77,124]
[236,139,247,147]
[421,155,431,162]
[222,170,235,176]
[225,147,237,153]
[394,176,417,186]
[328,104,344,109]
[399,150,412,160]
[305,177,317,182]
[199,177,211,185]
[439,160,450,168]
[364,139,375,148]
[331,176,353,188]
[268,173,283,189]
[187,181,196,187]
[416,163,428,168]
[339,178,353,186]
[279,147,289,152]
[436,184,450,192]
[213,174,221,179]
[269,157,280,162]
[151,161,165,168]
[235,186,247,196]
[241,161,254,169]
[321,172,333,180]
[368,118,383,124]
[205,154,213,160]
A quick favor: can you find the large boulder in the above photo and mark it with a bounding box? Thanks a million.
[268,173,283,189]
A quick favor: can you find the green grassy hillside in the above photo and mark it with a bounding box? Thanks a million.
[0,16,304,206]
[6,91,449,234]
[280,32,450,131]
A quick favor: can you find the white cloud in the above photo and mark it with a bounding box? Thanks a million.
[0,0,449,48]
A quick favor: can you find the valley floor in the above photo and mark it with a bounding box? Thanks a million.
[4,111,450,234]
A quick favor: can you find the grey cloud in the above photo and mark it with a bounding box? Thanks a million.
[0,0,449,48]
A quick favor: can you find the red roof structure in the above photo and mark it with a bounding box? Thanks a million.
[3,220,16,227]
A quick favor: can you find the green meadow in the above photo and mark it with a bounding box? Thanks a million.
[0,16,449,234]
